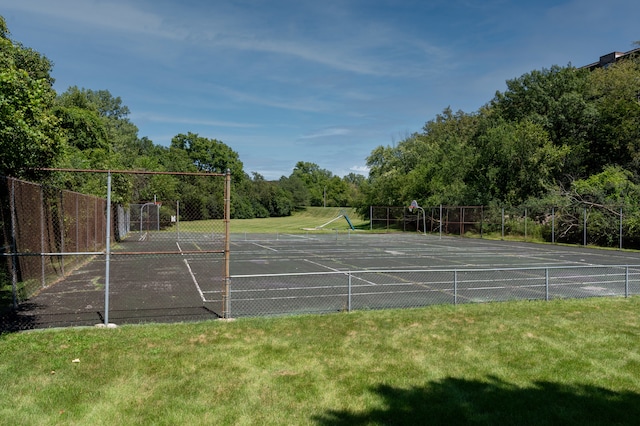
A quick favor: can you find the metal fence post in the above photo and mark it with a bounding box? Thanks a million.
[104,171,112,325]
[94,197,98,251]
[583,207,587,246]
[9,179,18,309]
[552,207,555,244]
[223,169,232,319]
[439,204,443,240]
[348,272,352,312]
[176,200,180,241]
[454,270,458,305]
[620,207,623,250]
[75,194,79,251]
[59,190,65,277]
[625,266,629,298]
[545,268,549,301]
[40,184,46,288]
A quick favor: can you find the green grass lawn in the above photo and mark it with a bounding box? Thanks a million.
[231,206,370,233]
[2,297,640,425]
[172,207,370,234]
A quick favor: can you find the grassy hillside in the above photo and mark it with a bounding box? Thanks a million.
[230,207,368,233]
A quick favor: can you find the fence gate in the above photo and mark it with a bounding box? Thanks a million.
[0,170,230,331]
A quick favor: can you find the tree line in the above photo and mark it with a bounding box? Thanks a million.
[0,16,364,219]
[2,14,640,238]
[358,44,640,246]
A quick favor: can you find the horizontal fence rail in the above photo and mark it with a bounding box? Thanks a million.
[229,265,640,318]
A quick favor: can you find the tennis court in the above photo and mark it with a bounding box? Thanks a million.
[227,232,640,317]
[3,231,640,331]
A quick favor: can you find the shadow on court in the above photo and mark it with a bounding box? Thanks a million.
[313,376,640,425]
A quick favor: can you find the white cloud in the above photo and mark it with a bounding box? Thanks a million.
[350,165,370,175]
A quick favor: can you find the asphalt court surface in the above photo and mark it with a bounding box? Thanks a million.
[227,233,640,317]
[4,231,640,331]
[229,232,640,275]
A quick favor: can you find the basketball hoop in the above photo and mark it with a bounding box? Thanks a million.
[408,200,426,235]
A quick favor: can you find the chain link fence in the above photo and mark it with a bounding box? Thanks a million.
[229,265,640,318]
[0,176,107,309]
[1,170,231,331]
[375,204,634,249]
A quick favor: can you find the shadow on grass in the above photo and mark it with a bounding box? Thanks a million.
[313,376,640,425]
[0,302,39,334]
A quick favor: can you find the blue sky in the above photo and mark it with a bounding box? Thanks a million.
[1,1,638,179]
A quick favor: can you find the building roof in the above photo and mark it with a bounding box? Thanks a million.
[581,47,640,70]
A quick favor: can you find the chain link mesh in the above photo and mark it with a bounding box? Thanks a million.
[230,266,640,318]
[1,171,229,331]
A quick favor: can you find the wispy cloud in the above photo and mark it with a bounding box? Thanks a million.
[209,85,333,113]
[300,128,350,140]
[2,0,184,40]
[131,112,258,129]
[4,0,450,78]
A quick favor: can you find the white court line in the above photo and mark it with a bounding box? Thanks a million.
[281,233,316,239]
[303,258,342,272]
[252,242,278,252]
[177,242,206,302]
[303,258,379,286]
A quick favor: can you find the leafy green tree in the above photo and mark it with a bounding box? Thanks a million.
[490,65,595,180]
[586,59,640,173]
[278,175,310,208]
[364,108,480,209]
[0,16,64,178]
[168,133,251,219]
[364,142,412,207]
[53,105,107,151]
[290,161,334,206]
[343,172,366,207]
[57,87,140,169]
[171,132,243,176]
[251,172,294,217]
[472,119,568,205]
[556,166,640,246]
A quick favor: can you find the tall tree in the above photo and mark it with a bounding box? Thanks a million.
[490,65,594,181]
[586,59,640,173]
[171,132,244,176]
[290,161,334,206]
[0,16,64,178]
